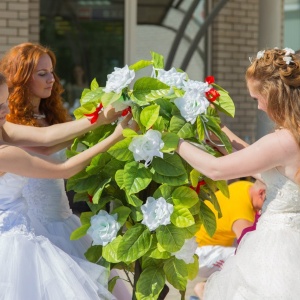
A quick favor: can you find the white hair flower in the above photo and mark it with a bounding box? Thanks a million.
[283,47,295,56]
[128,129,164,167]
[256,50,265,59]
[141,197,174,231]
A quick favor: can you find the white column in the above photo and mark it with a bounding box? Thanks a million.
[124,0,137,65]
[256,0,283,139]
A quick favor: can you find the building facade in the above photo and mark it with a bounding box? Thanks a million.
[1,0,299,142]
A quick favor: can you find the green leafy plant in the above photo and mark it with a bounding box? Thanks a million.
[67,51,235,300]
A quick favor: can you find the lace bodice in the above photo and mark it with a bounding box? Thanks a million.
[259,168,300,230]
[22,150,72,224]
[0,173,30,232]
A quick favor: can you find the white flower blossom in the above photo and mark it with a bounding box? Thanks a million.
[156,67,187,89]
[182,79,209,93]
[172,237,198,264]
[87,210,120,246]
[128,129,164,167]
[174,90,210,124]
[111,99,132,112]
[256,50,265,59]
[141,197,174,231]
[103,65,135,94]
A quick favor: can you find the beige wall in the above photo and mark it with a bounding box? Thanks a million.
[0,0,39,57]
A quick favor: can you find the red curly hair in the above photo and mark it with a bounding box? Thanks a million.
[0,42,71,126]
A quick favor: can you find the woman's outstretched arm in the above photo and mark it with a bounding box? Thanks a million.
[0,115,133,179]
[1,105,121,147]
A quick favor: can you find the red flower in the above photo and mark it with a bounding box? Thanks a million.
[205,88,220,102]
[205,76,215,84]
[84,103,103,124]
[190,180,206,194]
[121,106,132,116]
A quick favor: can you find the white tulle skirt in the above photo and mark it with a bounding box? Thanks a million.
[203,216,300,300]
[28,212,92,259]
[0,228,115,300]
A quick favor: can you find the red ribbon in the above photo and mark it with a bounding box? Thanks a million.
[121,106,132,116]
[84,103,103,124]
[190,180,206,193]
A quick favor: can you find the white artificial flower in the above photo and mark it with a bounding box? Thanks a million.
[141,197,174,231]
[182,79,209,93]
[172,237,198,264]
[103,65,135,94]
[174,90,210,124]
[128,129,164,167]
[256,50,265,59]
[283,47,295,56]
[156,67,187,89]
[87,210,120,246]
[111,99,132,112]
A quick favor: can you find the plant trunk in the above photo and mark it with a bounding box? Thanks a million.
[132,260,169,300]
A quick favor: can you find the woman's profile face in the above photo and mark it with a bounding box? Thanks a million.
[247,79,268,112]
[28,54,55,101]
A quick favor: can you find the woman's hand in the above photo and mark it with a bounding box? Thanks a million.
[97,105,122,125]
[111,114,139,141]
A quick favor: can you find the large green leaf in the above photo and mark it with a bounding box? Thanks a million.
[187,255,199,280]
[102,235,123,263]
[152,153,186,177]
[84,245,102,263]
[140,105,160,129]
[70,224,90,240]
[107,138,133,161]
[92,178,111,204]
[172,186,199,208]
[151,51,164,69]
[156,224,186,252]
[111,206,132,226]
[123,161,152,195]
[117,224,152,263]
[152,171,188,186]
[171,207,195,228]
[199,201,217,237]
[136,266,165,300]
[164,257,188,290]
[161,132,179,152]
[213,89,235,117]
[129,59,153,71]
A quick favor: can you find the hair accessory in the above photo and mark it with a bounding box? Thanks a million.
[256,50,265,59]
[283,47,295,65]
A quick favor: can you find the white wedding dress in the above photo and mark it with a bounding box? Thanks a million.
[203,168,300,300]
[22,151,91,259]
[0,172,115,300]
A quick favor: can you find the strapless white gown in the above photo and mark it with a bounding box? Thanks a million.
[203,168,300,300]
[0,172,115,300]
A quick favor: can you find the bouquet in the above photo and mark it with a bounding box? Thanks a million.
[67,51,235,300]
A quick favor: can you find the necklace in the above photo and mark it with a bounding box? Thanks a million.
[33,113,46,119]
